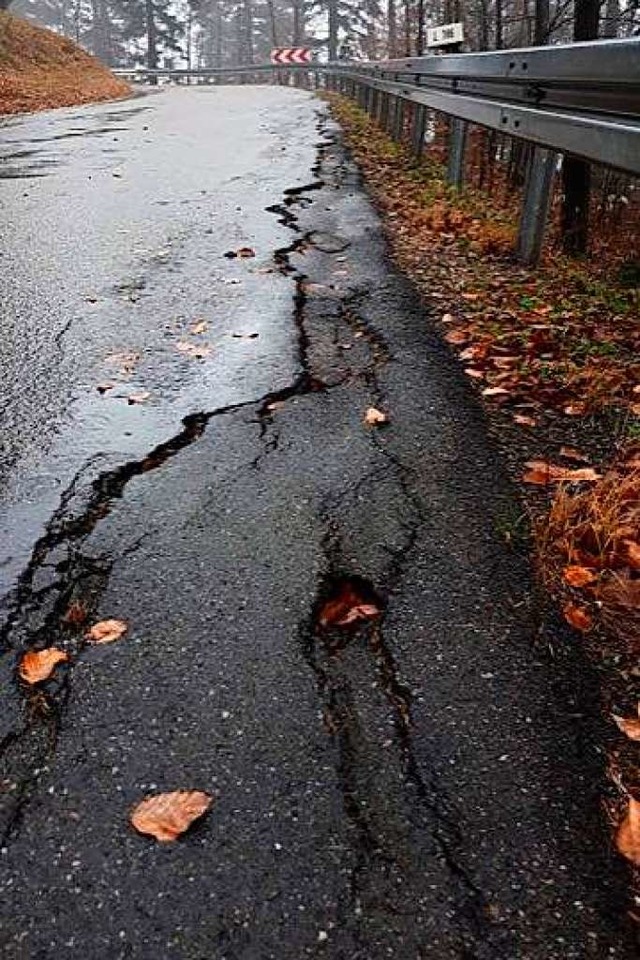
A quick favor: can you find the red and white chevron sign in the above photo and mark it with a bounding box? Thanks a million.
[271,47,312,65]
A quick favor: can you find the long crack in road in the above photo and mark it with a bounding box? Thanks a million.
[0,86,634,959]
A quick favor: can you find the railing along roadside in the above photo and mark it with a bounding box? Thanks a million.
[114,39,640,264]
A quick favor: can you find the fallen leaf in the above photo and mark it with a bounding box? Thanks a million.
[130,790,213,842]
[523,461,602,485]
[19,648,68,684]
[622,540,640,570]
[85,619,128,644]
[62,601,87,626]
[445,329,468,345]
[563,402,587,416]
[105,351,140,376]
[613,709,640,742]
[364,407,389,426]
[96,382,115,394]
[441,313,455,323]
[176,341,212,359]
[513,414,538,427]
[127,391,151,405]
[224,247,255,259]
[563,565,598,588]
[464,368,484,379]
[482,386,510,398]
[190,320,209,335]
[559,446,589,463]
[616,796,640,866]
[339,603,381,625]
[563,602,592,632]
[318,582,381,628]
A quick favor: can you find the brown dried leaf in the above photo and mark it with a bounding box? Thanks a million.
[105,352,140,376]
[523,461,601,485]
[563,602,593,632]
[190,320,209,335]
[563,565,598,588]
[339,603,380,625]
[364,407,389,426]
[482,386,510,398]
[563,402,587,416]
[318,583,381,628]
[176,341,212,360]
[464,368,484,379]
[62,601,87,626]
[130,790,213,842]
[224,247,255,260]
[616,797,640,866]
[19,648,68,684]
[96,382,115,395]
[513,414,538,428]
[127,391,151,405]
[559,446,589,463]
[613,709,640,742]
[622,540,640,570]
[445,329,468,345]
[85,619,128,645]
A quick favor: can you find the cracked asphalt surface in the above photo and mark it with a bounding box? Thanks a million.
[0,87,635,958]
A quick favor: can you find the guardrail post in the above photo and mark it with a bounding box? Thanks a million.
[516,146,557,265]
[393,98,404,140]
[446,118,468,188]
[412,105,427,158]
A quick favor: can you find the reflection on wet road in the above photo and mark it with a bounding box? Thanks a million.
[0,87,319,598]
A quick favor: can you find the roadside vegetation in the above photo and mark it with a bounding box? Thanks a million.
[327,93,640,874]
[0,11,129,114]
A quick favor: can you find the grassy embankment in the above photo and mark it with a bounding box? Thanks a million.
[0,11,129,115]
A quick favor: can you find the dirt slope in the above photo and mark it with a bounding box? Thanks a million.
[0,11,130,115]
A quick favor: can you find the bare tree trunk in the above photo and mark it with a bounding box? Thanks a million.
[602,0,620,36]
[495,0,503,48]
[292,0,304,45]
[266,0,278,47]
[240,0,253,65]
[145,0,158,84]
[561,0,599,254]
[388,0,397,56]
[534,0,550,43]
[417,0,426,53]
[214,1,223,67]
[403,0,412,55]
[477,0,490,49]
[328,0,338,59]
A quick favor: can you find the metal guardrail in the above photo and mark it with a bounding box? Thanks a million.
[334,40,640,177]
[116,39,640,263]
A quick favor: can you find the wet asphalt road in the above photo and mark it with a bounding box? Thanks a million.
[0,87,635,958]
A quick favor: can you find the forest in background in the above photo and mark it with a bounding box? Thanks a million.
[4,0,640,71]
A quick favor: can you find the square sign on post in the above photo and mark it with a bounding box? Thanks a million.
[426,22,464,48]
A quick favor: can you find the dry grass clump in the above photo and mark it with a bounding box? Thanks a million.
[537,446,640,652]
